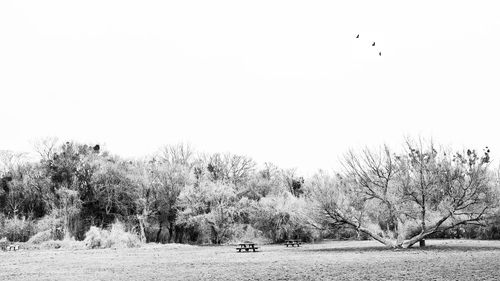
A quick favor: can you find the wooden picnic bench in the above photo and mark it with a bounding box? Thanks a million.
[236,243,259,252]
[284,240,302,247]
[6,245,19,251]
[0,243,19,251]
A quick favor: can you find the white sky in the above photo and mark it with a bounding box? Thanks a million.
[1,1,499,175]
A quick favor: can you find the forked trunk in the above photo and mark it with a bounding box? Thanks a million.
[402,232,427,248]
[356,226,398,248]
[357,226,425,249]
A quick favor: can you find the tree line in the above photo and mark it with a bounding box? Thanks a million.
[0,139,310,244]
[0,138,499,247]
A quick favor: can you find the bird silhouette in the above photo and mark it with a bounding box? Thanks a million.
[372,42,375,46]
[356,34,359,38]
[379,52,382,56]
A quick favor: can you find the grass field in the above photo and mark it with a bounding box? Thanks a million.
[1,239,499,280]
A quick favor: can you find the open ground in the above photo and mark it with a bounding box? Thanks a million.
[1,240,499,281]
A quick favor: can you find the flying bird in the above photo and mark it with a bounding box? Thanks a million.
[372,42,375,46]
[356,34,359,38]
[379,52,382,56]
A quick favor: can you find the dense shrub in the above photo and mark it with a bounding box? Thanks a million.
[84,221,141,249]
[107,222,141,248]
[0,217,35,242]
[40,240,63,249]
[22,239,85,250]
[35,213,63,235]
[28,230,52,244]
[31,213,65,241]
[229,224,268,244]
[83,226,106,249]
[250,192,316,242]
[425,211,500,240]
[319,226,370,240]
[177,182,239,244]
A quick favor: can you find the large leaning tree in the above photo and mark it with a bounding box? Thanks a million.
[309,139,499,248]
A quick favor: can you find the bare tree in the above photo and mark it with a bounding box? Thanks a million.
[158,143,194,168]
[226,154,255,186]
[0,150,27,174]
[32,137,59,161]
[310,140,499,248]
[203,152,255,186]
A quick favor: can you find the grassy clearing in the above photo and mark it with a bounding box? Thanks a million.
[0,240,499,281]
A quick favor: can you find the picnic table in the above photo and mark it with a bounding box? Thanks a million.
[6,245,19,251]
[236,242,259,252]
[0,243,19,251]
[284,240,302,247]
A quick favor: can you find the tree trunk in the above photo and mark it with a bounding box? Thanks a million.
[156,224,163,243]
[64,215,71,240]
[402,232,427,248]
[137,214,146,243]
[167,222,174,243]
[357,226,398,247]
[396,217,406,245]
[174,225,183,243]
[210,225,218,244]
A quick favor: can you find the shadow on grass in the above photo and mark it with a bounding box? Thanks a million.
[306,246,392,253]
[306,245,500,253]
[417,244,500,252]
